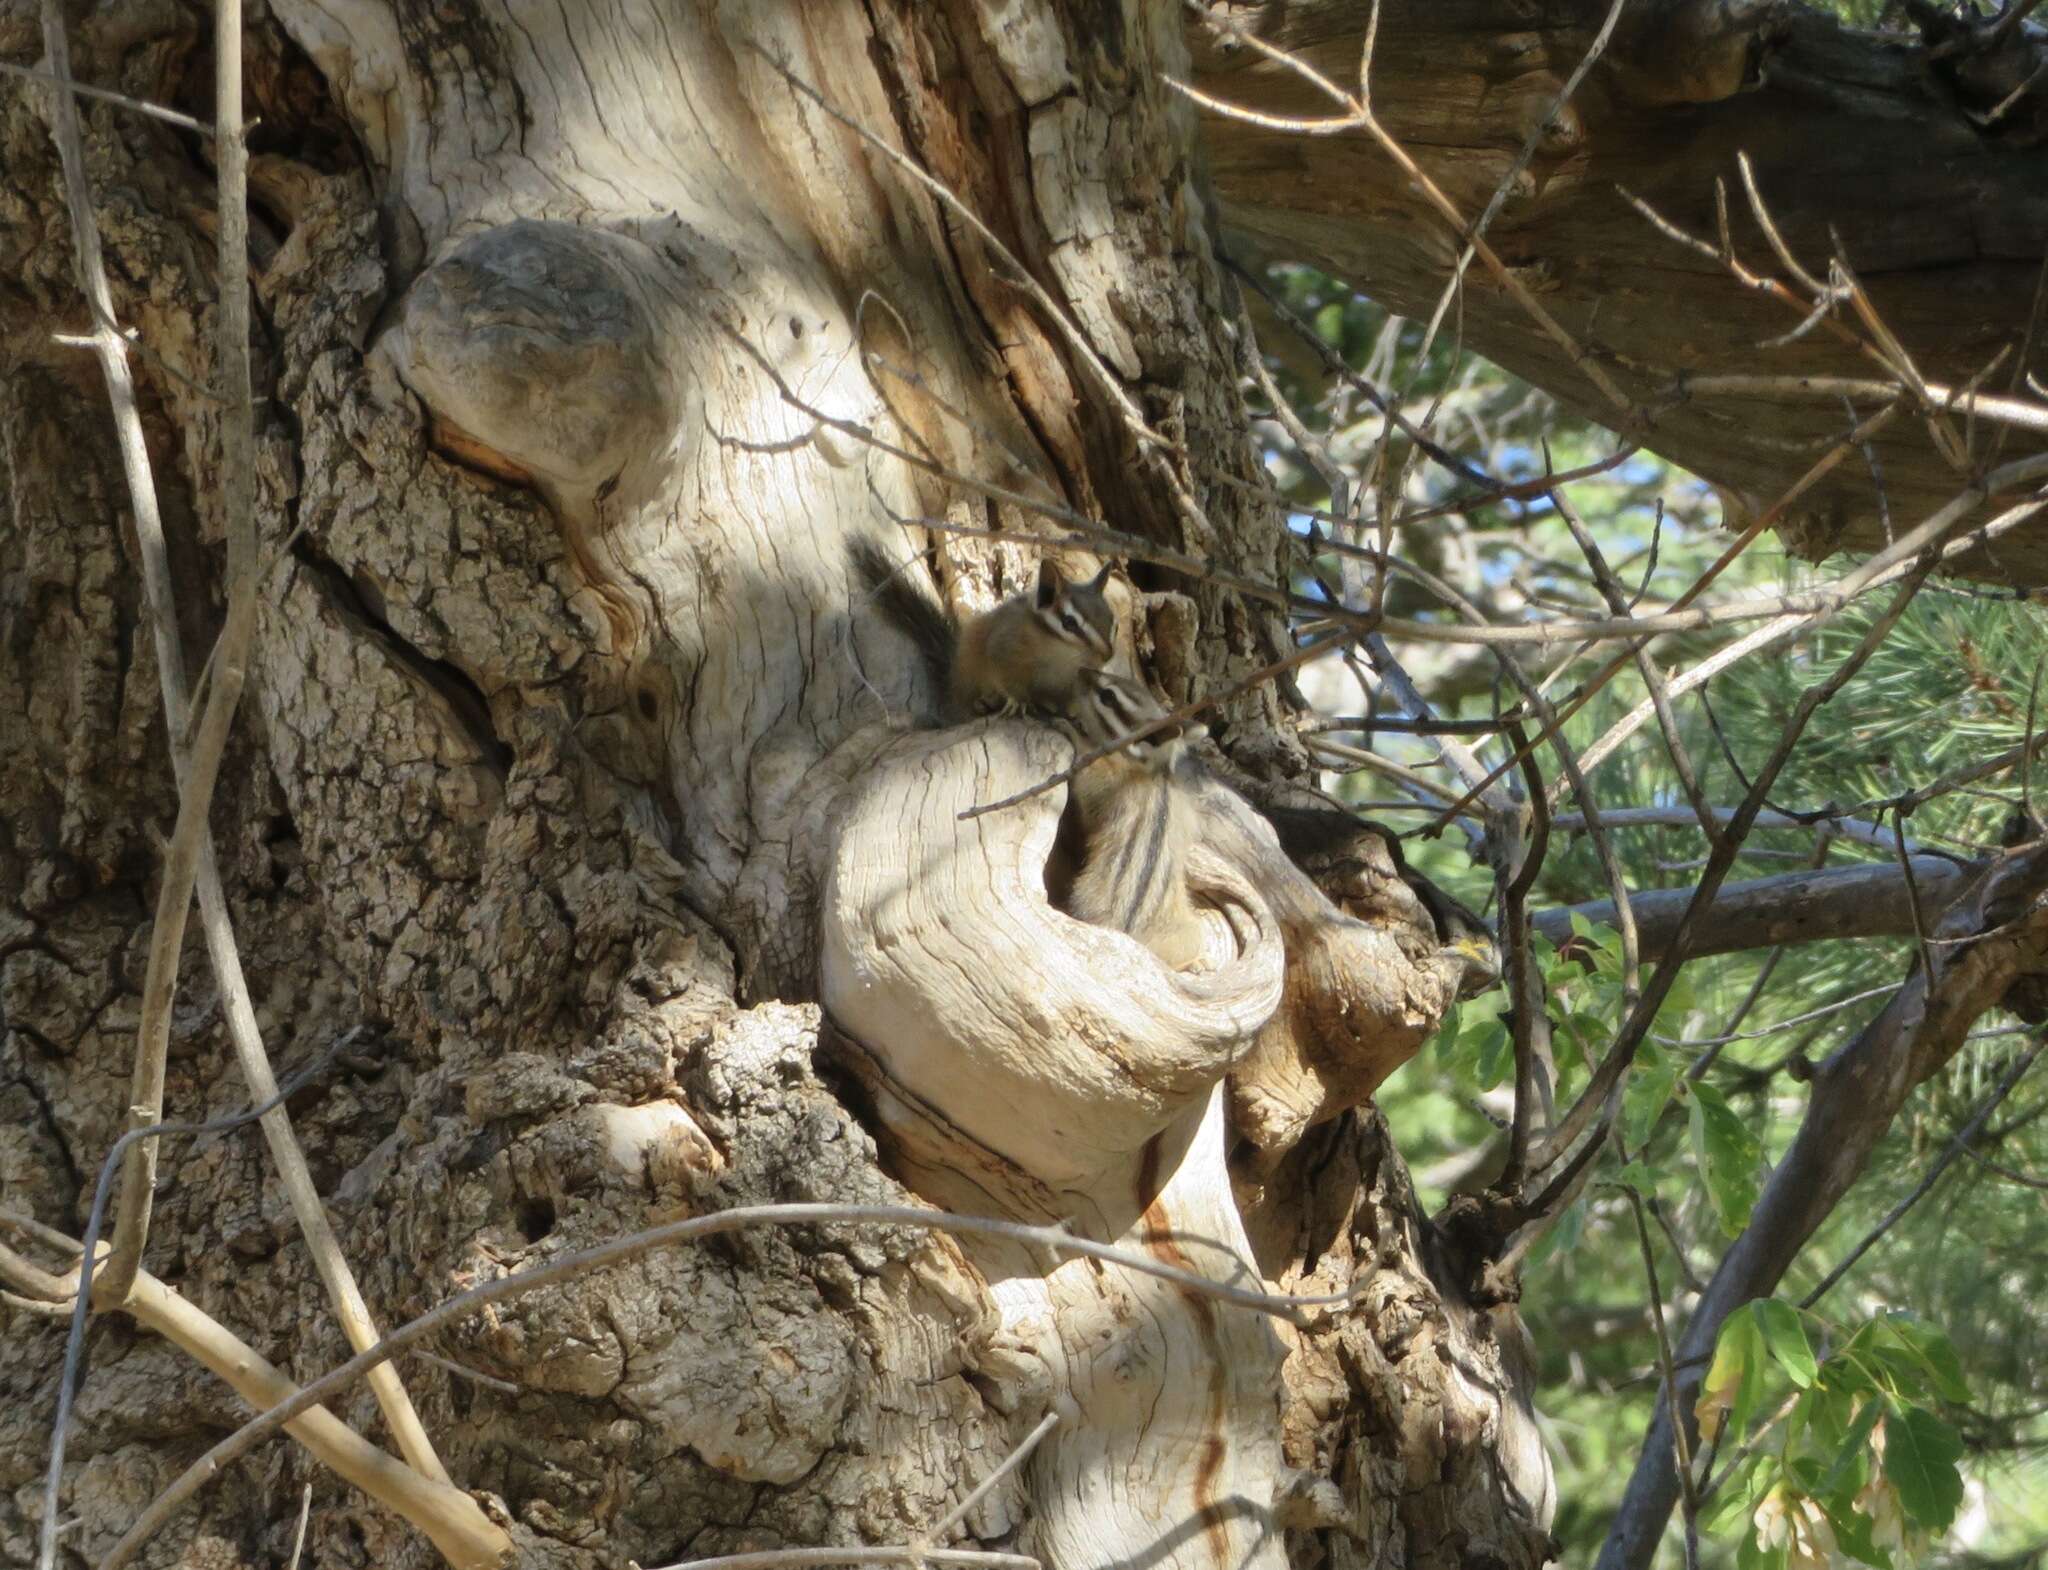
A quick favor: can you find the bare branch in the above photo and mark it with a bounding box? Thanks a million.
[1531,855,1979,963]
[1595,847,2048,1570]
[1530,528,1964,1190]
[0,56,214,133]
[1624,1187,1699,1569]
[32,0,448,1496]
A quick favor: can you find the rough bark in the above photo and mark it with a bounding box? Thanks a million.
[1,5,1530,1570]
[1191,0,2048,585]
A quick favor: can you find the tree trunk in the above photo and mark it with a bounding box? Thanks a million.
[0,5,1543,1570]
[12,1,2031,1565]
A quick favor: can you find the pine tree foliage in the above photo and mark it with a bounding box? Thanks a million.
[1250,264,2048,1568]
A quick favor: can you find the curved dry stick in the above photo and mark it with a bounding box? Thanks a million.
[101,1202,1362,1570]
[91,0,261,1313]
[0,1236,502,1570]
[32,0,446,1488]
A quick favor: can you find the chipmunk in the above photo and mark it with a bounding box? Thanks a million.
[848,536,1120,721]
[951,559,1117,717]
[1064,667,1206,969]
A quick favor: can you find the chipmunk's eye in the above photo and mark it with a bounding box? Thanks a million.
[1061,613,1081,634]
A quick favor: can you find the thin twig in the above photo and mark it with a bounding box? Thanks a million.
[925,1411,1063,1543]
[1184,8,1636,417]
[1570,472,2048,794]
[2023,653,2047,832]
[1428,399,1907,831]
[1549,806,1923,857]
[1,57,215,133]
[1892,806,1939,981]
[35,0,446,1492]
[1670,372,2048,436]
[1400,0,1630,398]
[1550,474,1719,847]
[1304,714,1521,736]
[283,1484,313,1570]
[1305,736,1464,806]
[1625,1187,1699,1570]
[103,1202,1368,1570]
[1660,983,1904,1051]
[958,632,1352,819]
[1525,522,1965,1203]
[1226,256,1492,489]
[38,1040,352,1570]
[94,0,266,1313]
[1498,727,1557,1191]
[648,1551,1038,1570]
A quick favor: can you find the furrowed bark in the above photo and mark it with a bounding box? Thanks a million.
[1,4,1513,1569]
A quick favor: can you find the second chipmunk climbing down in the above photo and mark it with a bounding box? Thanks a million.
[1065,667,1205,970]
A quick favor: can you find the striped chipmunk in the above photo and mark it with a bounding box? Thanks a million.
[1063,667,1207,969]
[849,537,1121,722]
[950,558,1117,718]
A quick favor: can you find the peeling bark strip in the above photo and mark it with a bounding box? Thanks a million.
[2,3,1540,1569]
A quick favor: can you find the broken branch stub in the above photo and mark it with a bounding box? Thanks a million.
[1206,780,1468,1168]
[820,722,1461,1197]
[820,720,1284,1199]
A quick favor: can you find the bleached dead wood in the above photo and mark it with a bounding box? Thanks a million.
[821,721,1295,1567]
[818,719,1472,1568]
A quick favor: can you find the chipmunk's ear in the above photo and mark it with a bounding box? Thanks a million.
[1085,562,1114,592]
[1035,558,1068,607]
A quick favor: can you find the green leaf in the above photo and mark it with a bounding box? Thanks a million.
[1820,1395,1885,1499]
[1527,1191,1588,1269]
[1880,1316,1971,1404]
[1690,1081,1763,1236]
[1699,1306,1767,1446]
[1755,1300,1818,1389]
[1435,1001,1464,1059]
[1700,1452,1766,1534]
[1655,963,1698,1033]
[1820,1491,1892,1570]
[1611,1160,1657,1196]
[1881,1403,1965,1531]
[1563,1009,1611,1049]
[1473,1019,1512,1090]
[1622,1046,1680,1152]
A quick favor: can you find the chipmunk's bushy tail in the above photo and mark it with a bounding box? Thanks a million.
[847,533,954,717]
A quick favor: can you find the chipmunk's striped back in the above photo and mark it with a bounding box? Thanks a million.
[1065,669,1204,967]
